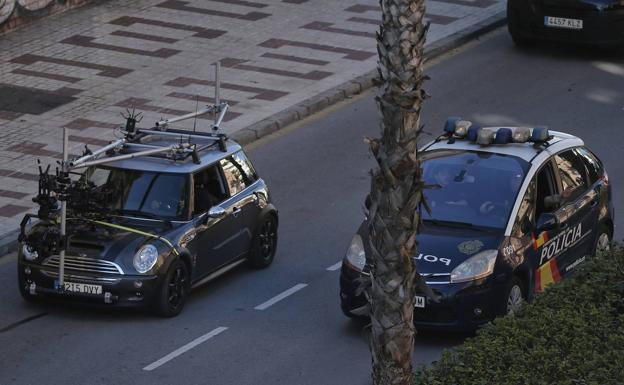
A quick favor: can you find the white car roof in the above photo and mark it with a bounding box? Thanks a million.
[422,129,584,164]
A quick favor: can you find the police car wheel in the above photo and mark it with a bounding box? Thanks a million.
[594,226,611,255]
[506,277,524,316]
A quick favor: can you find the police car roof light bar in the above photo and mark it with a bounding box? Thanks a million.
[476,128,495,145]
[494,128,513,144]
[512,127,531,143]
[466,125,481,142]
[444,116,461,135]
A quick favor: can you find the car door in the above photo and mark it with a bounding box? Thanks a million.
[188,164,242,278]
[526,160,566,292]
[550,148,598,277]
[225,151,263,250]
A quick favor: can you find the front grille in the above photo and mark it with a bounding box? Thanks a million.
[421,273,451,285]
[43,255,124,275]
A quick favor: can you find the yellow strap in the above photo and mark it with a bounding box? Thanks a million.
[77,219,179,256]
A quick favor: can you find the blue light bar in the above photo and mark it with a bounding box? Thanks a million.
[444,117,461,135]
[495,128,513,144]
[531,127,550,142]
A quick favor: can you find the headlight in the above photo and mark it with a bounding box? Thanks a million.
[450,249,498,283]
[133,244,159,274]
[22,244,38,261]
[344,234,366,271]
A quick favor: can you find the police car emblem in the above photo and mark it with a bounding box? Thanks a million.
[458,240,483,255]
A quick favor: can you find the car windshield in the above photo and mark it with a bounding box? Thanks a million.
[86,166,189,219]
[421,150,530,229]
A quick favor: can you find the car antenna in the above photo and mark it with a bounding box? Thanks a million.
[192,94,199,134]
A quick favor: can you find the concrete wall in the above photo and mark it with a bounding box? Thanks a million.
[0,0,90,35]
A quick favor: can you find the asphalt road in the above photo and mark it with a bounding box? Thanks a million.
[1,29,623,385]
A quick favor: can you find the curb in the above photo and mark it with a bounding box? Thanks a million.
[0,11,506,259]
[232,11,506,146]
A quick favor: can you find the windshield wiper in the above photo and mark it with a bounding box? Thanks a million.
[423,219,482,230]
[114,210,173,228]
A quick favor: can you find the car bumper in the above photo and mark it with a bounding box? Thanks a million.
[340,263,509,332]
[509,2,624,45]
[19,260,162,308]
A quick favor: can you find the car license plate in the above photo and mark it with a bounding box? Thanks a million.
[414,295,425,308]
[63,282,102,295]
[544,16,583,30]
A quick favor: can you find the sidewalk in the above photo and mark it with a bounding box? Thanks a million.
[0,0,506,254]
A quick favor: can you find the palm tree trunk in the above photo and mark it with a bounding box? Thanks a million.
[367,0,428,384]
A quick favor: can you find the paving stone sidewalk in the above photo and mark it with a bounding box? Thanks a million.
[0,0,506,252]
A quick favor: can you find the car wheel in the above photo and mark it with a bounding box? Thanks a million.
[506,277,525,316]
[507,8,532,47]
[593,225,611,256]
[155,259,189,317]
[17,265,37,303]
[248,215,278,269]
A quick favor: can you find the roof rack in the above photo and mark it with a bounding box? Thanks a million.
[70,62,230,169]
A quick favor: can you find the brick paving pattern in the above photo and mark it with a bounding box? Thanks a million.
[0,0,504,238]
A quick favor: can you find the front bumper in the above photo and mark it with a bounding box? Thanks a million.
[509,1,624,45]
[340,263,509,332]
[19,260,162,308]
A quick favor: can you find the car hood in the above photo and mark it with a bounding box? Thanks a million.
[413,224,504,274]
[359,221,504,275]
[63,218,183,270]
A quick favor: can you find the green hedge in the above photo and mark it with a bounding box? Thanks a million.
[414,247,624,385]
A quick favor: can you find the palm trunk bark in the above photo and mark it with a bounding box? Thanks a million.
[367,0,428,384]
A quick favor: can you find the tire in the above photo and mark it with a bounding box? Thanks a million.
[248,215,278,269]
[593,225,612,256]
[155,259,189,317]
[505,277,525,316]
[17,264,37,303]
[507,7,532,47]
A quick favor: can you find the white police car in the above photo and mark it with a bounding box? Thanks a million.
[340,119,614,331]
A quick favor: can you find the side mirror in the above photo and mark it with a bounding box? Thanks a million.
[543,194,562,211]
[536,212,559,233]
[208,206,226,219]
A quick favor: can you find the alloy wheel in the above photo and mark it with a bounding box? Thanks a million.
[507,284,523,316]
[597,233,610,254]
[168,265,187,309]
[258,218,277,260]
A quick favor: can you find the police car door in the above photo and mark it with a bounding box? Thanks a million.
[530,159,565,292]
[551,149,597,277]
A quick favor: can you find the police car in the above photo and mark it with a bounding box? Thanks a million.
[339,119,614,331]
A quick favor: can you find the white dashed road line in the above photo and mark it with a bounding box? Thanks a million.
[254,283,308,311]
[143,326,228,371]
[326,261,342,271]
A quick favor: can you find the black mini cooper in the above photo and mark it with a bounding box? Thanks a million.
[340,122,613,331]
[18,135,278,317]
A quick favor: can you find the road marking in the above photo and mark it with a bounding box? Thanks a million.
[326,261,342,271]
[143,326,228,371]
[254,283,308,310]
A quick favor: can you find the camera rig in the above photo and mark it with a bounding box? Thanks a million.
[19,62,230,288]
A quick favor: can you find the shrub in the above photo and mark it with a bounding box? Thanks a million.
[414,247,624,385]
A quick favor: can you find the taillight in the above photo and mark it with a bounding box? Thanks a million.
[601,170,609,186]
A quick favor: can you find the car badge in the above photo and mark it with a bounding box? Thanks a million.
[79,253,87,258]
[458,240,483,255]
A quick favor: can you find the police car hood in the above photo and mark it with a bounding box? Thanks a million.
[413,224,503,274]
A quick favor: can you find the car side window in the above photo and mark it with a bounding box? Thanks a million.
[512,179,535,237]
[554,150,588,202]
[234,151,258,183]
[535,162,557,220]
[575,147,601,185]
[193,165,228,214]
[220,156,247,196]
